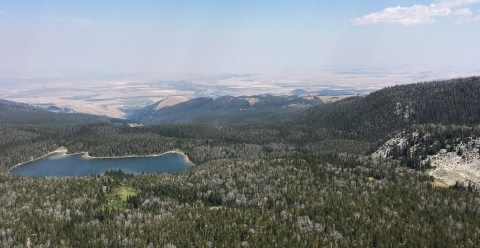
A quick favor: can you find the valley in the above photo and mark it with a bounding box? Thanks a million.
[1,77,480,246]
[0,70,430,119]
[3,0,480,246]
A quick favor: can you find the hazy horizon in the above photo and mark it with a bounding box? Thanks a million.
[1,0,480,79]
[2,1,480,117]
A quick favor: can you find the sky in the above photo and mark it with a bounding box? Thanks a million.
[1,0,480,79]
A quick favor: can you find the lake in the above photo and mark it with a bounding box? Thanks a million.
[11,151,191,177]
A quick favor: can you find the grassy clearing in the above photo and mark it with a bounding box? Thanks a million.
[104,186,140,210]
[113,186,139,202]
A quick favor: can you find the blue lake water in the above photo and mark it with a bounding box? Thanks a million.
[11,152,190,177]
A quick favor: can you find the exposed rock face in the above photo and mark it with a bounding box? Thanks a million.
[372,128,480,188]
[372,131,410,159]
[427,138,480,187]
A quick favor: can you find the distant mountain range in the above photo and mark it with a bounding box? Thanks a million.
[128,94,324,124]
[3,77,480,131]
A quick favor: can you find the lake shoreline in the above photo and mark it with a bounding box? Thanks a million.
[10,148,69,171]
[80,150,194,166]
[11,148,194,172]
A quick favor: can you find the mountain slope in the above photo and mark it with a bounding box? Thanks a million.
[129,95,324,124]
[304,77,480,139]
[0,99,125,125]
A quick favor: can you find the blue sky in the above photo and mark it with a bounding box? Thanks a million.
[1,0,480,78]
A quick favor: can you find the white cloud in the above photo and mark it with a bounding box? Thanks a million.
[352,0,480,25]
[352,4,450,25]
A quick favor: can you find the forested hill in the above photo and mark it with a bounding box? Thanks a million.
[303,77,480,139]
[0,99,37,110]
[0,99,125,125]
[128,94,323,124]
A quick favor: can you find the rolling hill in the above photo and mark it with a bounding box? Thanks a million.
[128,94,324,124]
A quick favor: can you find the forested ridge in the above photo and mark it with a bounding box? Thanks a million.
[304,76,480,139]
[1,77,480,247]
[0,122,372,171]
